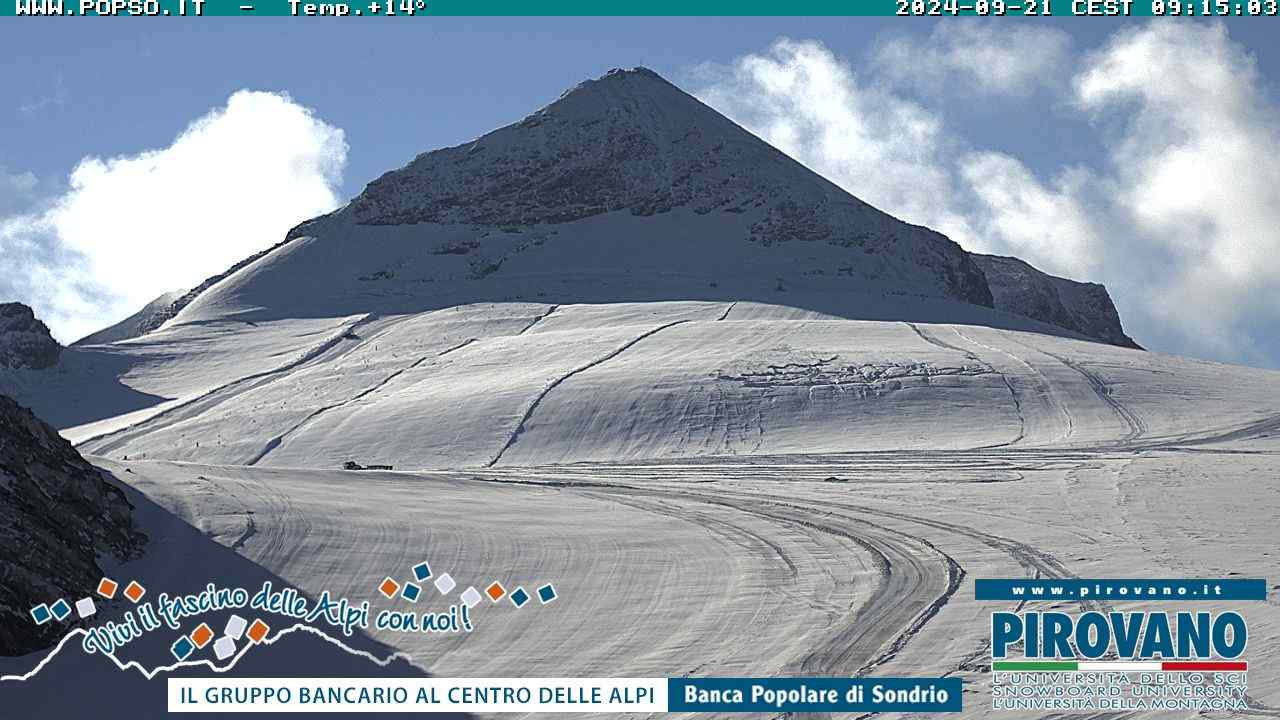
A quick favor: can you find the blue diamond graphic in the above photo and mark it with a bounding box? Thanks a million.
[537,584,557,604]
[413,562,432,582]
[402,582,421,602]
[30,604,51,625]
[171,636,195,661]
[510,587,530,608]
[49,599,71,621]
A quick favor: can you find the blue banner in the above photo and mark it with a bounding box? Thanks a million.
[667,677,962,713]
[975,578,1267,601]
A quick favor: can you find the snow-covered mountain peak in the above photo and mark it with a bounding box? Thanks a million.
[94,67,1130,350]
[548,66,689,113]
[265,67,996,317]
[341,64,865,231]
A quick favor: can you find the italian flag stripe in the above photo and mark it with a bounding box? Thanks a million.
[992,660,1247,671]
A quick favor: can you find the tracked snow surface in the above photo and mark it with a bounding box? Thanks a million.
[2,68,1279,718]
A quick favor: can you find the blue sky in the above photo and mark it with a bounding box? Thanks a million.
[2,19,1280,367]
[4,18,1276,200]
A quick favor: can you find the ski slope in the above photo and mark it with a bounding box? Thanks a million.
[5,438,1276,718]
[33,299,1277,471]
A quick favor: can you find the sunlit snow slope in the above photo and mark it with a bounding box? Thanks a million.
[34,298,1277,469]
[5,66,1275,469]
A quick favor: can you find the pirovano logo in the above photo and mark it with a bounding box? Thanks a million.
[977,579,1263,713]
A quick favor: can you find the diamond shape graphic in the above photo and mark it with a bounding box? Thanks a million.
[412,562,432,582]
[49,598,71,621]
[510,587,530,608]
[30,604,51,625]
[190,622,214,649]
[485,582,506,602]
[460,587,482,608]
[224,614,247,640]
[171,636,195,661]
[247,618,270,644]
[434,573,456,595]
[402,582,422,602]
[537,584,557,605]
[75,597,97,618]
[378,577,400,599]
[213,636,237,661]
[123,581,146,603]
[97,578,118,599]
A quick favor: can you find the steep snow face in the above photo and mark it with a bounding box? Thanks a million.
[343,67,984,300]
[91,68,1142,348]
[973,254,1139,350]
[0,395,144,655]
[0,303,61,370]
[169,68,991,328]
[72,291,184,347]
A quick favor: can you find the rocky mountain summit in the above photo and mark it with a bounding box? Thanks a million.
[973,254,1139,349]
[82,68,1134,349]
[0,394,145,655]
[0,303,61,369]
[315,67,993,308]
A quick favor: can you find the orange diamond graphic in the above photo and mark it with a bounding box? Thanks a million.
[190,622,214,649]
[123,581,146,603]
[378,577,400,599]
[247,618,270,644]
[97,578,119,599]
[485,582,506,602]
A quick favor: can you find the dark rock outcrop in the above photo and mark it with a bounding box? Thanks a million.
[0,395,145,656]
[0,303,61,369]
[972,254,1140,349]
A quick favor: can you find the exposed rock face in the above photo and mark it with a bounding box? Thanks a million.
[0,395,145,656]
[336,67,993,309]
[0,303,61,369]
[973,254,1140,349]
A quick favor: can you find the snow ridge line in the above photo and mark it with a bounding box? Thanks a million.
[516,304,559,335]
[0,622,417,684]
[485,303,734,467]
[75,314,376,451]
[903,322,978,360]
[247,337,478,466]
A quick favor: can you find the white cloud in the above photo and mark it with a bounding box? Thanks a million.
[960,23,1280,364]
[1069,23,1280,361]
[874,22,1072,98]
[958,153,1103,280]
[0,90,347,343]
[693,38,979,249]
[695,25,1280,367]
